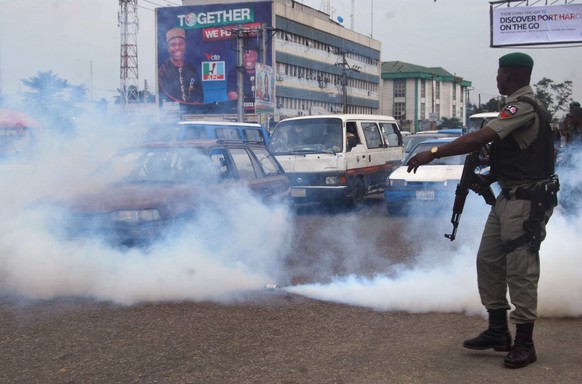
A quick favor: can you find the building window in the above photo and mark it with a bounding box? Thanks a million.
[394,79,406,98]
[435,82,441,100]
[394,102,406,121]
[421,79,426,98]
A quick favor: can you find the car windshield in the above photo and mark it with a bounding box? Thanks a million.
[405,142,465,166]
[268,118,342,154]
[468,118,488,133]
[402,134,457,153]
[95,146,220,185]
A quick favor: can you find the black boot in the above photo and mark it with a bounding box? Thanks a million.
[504,322,537,369]
[463,309,512,352]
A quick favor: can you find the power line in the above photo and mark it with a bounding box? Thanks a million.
[141,0,181,7]
[138,5,155,13]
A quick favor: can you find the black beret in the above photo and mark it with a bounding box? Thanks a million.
[499,52,534,69]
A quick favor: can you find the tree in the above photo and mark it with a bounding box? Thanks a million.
[20,70,87,134]
[21,70,87,111]
[533,77,572,117]
[438,117,463,129]
[470,97,504,115]
[114,85,155,104]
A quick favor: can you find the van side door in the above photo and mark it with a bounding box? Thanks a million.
[380,122,405,162]
[360,121,391,191]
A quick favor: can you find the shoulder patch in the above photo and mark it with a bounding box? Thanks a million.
[499,105,518,119]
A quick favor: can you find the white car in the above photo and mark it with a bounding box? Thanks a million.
[384,137,469,215]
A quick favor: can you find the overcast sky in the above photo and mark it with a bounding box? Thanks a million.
[1,0,581,108]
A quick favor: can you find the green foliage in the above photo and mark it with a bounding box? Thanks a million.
[470,97,504,114]
[20,70,87,134]
[21,70,87,110]
[533,77,572,117]
[469,78,572,119]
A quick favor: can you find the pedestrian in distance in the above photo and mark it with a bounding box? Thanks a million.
[158,28,204,113]
[407,52,559,369]
[561,101,582,145]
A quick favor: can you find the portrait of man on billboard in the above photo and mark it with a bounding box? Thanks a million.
[158,27,205,113]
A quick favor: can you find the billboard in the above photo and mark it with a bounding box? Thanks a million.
[254,63,274,114]
[491,4,582,47]
[156,3,273,115]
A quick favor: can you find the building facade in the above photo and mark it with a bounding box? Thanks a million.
[379,61,472,133]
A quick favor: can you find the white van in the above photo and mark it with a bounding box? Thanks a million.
[467,112,499,134]
[267,114,404,207]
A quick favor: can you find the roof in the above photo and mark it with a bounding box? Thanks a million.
[278,114,397,122]
[177,120,263,128]
[381,61,472,87]
[123,139,266,153]
[469,112,499,118]
[416,137,456,145]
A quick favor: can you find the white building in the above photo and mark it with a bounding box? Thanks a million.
[379,61,472,133]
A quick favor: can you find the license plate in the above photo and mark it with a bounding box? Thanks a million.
[291,188,306,197]
[416,190,435,200]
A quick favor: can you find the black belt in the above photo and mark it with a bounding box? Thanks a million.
[501,187,532,200]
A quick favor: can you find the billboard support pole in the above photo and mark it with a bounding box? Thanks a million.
[236,34,245,122]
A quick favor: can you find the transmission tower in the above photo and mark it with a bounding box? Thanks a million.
[118,0,139,105]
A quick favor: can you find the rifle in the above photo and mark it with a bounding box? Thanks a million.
[445,150,496,241]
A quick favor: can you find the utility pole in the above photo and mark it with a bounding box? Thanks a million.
[334,49,360,113]
[229,26,262,122]
[118,0,139,107]
[236,36,245,121]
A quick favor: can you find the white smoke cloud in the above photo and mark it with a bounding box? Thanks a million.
[286,151,582,319]
[0,108,293,305]
[2,108,581,319]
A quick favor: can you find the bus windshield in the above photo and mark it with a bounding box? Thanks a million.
[268,118,343,155]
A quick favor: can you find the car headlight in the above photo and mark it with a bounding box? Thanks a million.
[388,179,407,186]
[325,175,346,185]
[110,209,161,223]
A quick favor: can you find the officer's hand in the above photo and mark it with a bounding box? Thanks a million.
[406,151,433,174]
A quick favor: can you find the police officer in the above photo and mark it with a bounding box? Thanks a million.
[407,52,557,369]
[562,101,582,145]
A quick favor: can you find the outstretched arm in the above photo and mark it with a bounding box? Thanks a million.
[407,127,499,173]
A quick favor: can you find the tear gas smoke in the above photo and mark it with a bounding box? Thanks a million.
[0,108,293,305]
[1,108,581,318]
[288,148,582,318]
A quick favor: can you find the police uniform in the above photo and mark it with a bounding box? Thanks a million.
[477,82,554,324]
[563,106,582,144]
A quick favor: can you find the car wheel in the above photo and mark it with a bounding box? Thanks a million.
[346,178,365,209]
